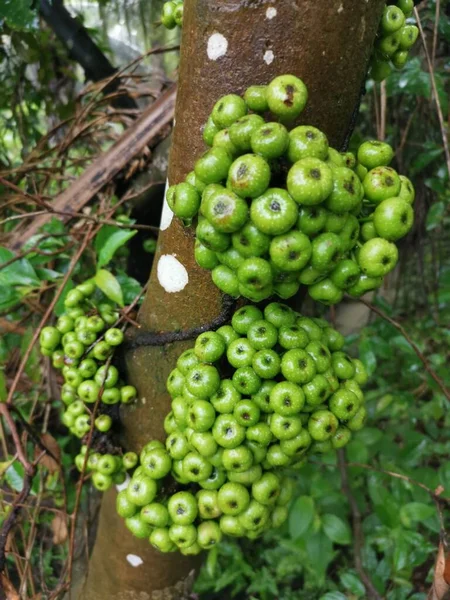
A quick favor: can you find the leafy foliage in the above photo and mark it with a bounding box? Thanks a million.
[0,0,37,30]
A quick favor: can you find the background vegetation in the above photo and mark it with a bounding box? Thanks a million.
[0,1,448,598]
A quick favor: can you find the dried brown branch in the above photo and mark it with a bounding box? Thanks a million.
[0,178,54,213]
[8,85,176,250]
[428,542,450,600]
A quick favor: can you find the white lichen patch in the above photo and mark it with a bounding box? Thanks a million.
[116,474,130,493]
[263,50,275,65]
[207,33,228,60]
[126,554,143,567]
[337,2,344,12]
[157,254,189,293]
[160,179,173,231]
[266,7,277,19]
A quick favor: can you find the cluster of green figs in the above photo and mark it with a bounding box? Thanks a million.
[114,303,369,554]
[39,282,138,491]
[167,74,416,305]
[160,0,183,29]
[370,1,419,81]
[41,31,419,552]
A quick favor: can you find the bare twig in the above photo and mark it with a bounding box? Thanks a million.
[414,7,450,178]
[431,0,440,68]
[359,298,450,402]
[346,462,450,507]
[0,404,36,587]
[338,450,383,600]
[0,475,34,589]
[0,177,53,212]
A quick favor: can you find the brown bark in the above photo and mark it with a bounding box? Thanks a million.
[80,1,385,598]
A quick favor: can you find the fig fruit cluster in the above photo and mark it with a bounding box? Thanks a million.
[166,74,416,305]
[116,303,368,554]
[161,0,183,29]
[39,281,137,491]
[370,1,419,81]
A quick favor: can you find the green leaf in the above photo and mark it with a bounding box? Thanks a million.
[0,286,20,311]
[42,218,66,235]
[400,502,435,528]
[0,0,36,29]
[426,202,445,231]
[116,273,143,305]
[392,335,418,354]
[355,427,383,446]
[411,145,444,175]
[95,269,124,307]
[374,496,400,528]
[289,495,315,539]
[305,530,334,583]
[35,267,62,281]
[340,571,366,597]
[5,462,25,492]
[0,247,40,287]
[4,461,37,495]
[393,533,410,573]
[359,337,377,376]
[346,439,369,464]
[95,226,137,268]
[320,594,348,600]
[322,514,351,545]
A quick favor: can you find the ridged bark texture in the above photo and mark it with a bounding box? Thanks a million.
[80,1,385,598]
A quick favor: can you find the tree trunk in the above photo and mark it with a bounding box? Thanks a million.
[79,1,385,598]
[39,0,137,110]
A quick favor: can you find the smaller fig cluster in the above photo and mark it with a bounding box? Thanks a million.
[160,0,183,29]
[166,74,416,305]
[116,303,368,554]
[39,281,137,491]
[370,1,419,81]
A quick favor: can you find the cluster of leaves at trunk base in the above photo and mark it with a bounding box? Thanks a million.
[166,74,416,305]
[115,302,369,555]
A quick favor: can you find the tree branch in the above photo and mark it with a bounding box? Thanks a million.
[337,450,383,600]
[358,298,450,402]
[39,0,136,110]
